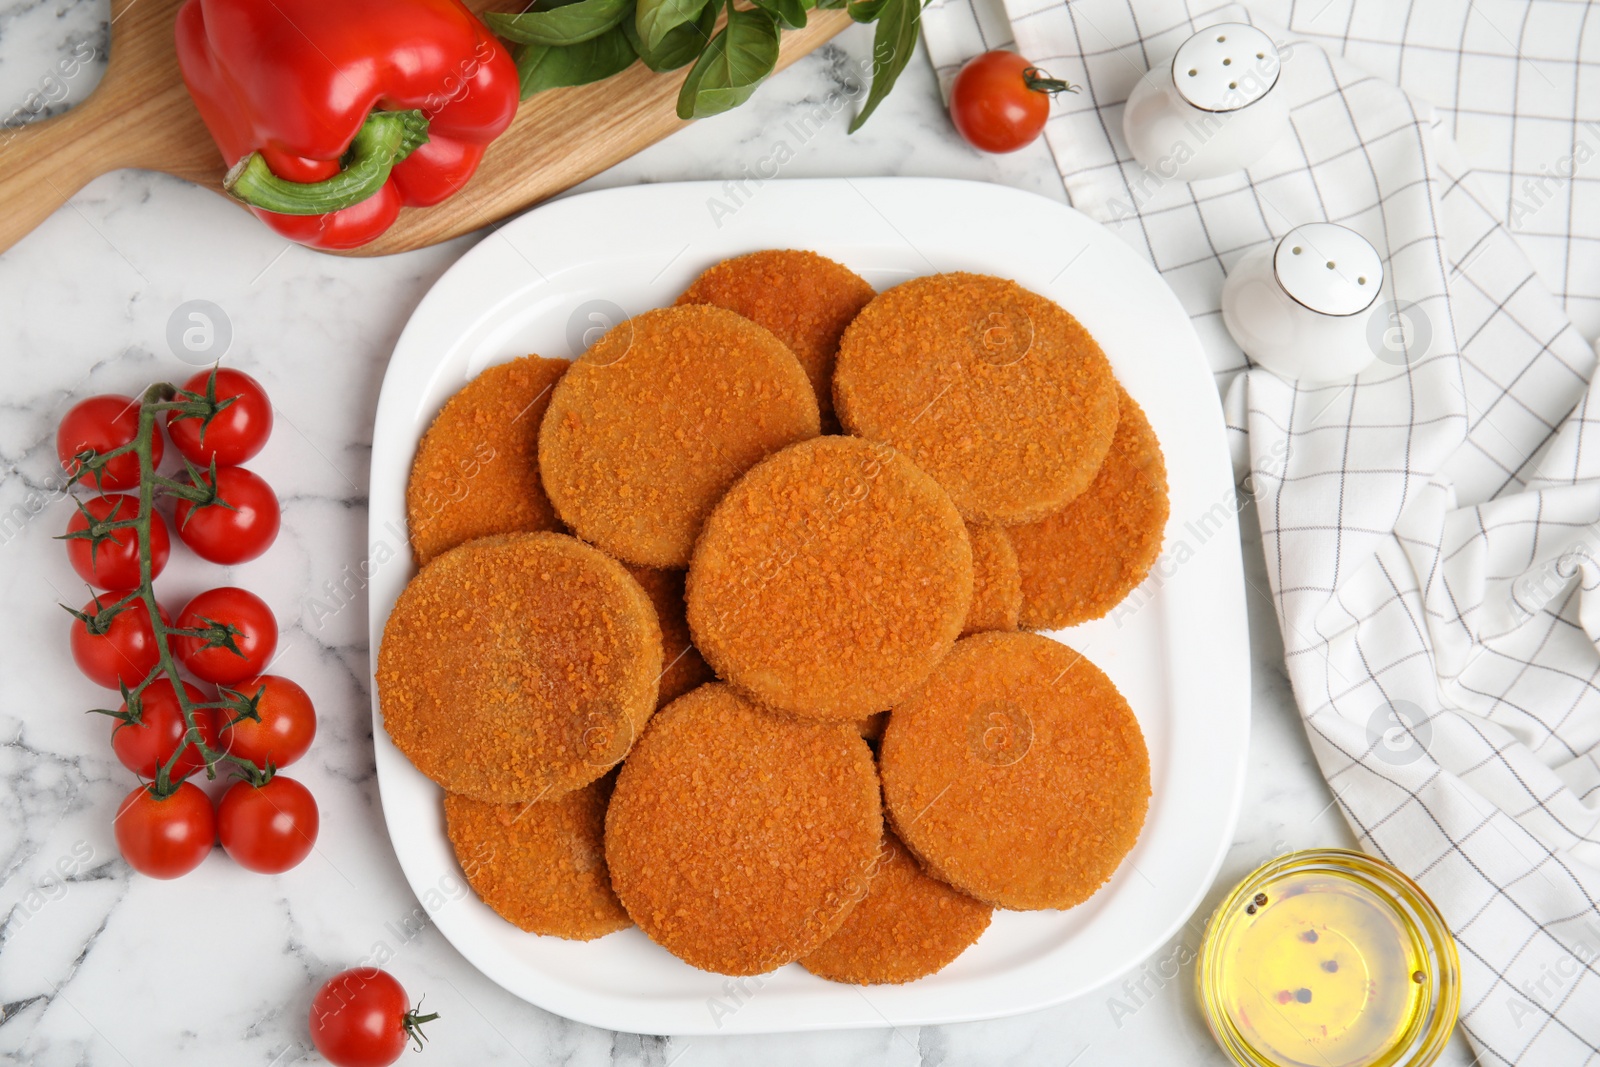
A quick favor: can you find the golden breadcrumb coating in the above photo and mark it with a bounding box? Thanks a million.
[377,532,661,803]
[800,827,992,984]
[605,683,882,975]
[962,523,1021,635]
[834,273,1119,524]
[407,355,567,566]
[538,305,819,567]
[677,249,875,428]
[687,436,973,720]
[880,632,1149,910]
[1013,387,1169,629]
[444,774,630,940]
[624,565,713,708]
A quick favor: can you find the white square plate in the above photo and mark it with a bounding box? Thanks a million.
[366,177,1250,1035]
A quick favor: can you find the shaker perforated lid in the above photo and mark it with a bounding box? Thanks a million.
[1272,223,1383,316]
[1171,23,1281,113]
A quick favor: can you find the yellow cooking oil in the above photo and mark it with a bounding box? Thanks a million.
[1198,850,1460,1067]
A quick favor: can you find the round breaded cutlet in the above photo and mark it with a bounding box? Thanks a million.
[686,436,973,720]
[625,565,713,709]
[676,249,875,428]
[1013,387,1168,630]
[538,305,820,568]
[879,632,1150,911]
[833,273,1120,525]
[605,683,882,975]
[377,532,662,803]
[962,524,1021,635]
[407,356,568,567]
[444,775,630,940]
[800,827,992,985]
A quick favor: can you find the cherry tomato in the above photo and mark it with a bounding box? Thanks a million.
[173,466,280,565]
[111,678,220,779]
[166,368,273,467]
[113,781,215,879]
[310,968,437,1067]
[63,494,170,590]
[57,394,161,490]
[948,51,1076,153]
[218,675,316,768]
[70,595,170,690]
[217,775,319,874]
[172,587,278,684]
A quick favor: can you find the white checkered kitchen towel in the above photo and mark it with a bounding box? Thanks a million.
[918,0,1600,1063]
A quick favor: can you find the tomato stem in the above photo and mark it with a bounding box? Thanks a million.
[98,374,268,786]
[402,1000,441,1052]
[64,590,143,635]
[1022,65,1079,96]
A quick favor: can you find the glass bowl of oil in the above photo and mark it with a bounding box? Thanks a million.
[1196,848,1460,1067]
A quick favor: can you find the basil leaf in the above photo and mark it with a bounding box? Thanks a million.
[676,7,780,119]
[847,0,917,132]
[635,0,710,52]
[750,0,807,30]
[845,0,885,21]
[622,1,715,72]
[814,0,848,8]
[487,0,633,47]
[515,28,639,98]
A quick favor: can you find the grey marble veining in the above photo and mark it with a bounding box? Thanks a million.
[0,6,1478,1064]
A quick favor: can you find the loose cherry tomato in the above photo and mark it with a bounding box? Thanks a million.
[948,51,1077,153]
[173,466,280,564]
[111,678,220,779]
[219,675,316,768]
[172,587,278,684]
[113,781,215,879]
[63,494,170,590]
[70,595,170,690]
[166,368,273,467]
[57,394,161,490]
[310,968,437,1067]
[217,775,319,874]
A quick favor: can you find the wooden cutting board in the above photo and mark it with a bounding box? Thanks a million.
[0,0,851,258]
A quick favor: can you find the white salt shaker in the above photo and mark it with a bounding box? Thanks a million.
[1221,222,1386,382]
[1122,23,1289,183]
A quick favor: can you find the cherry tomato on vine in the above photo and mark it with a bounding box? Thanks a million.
[166,368,273,467]
[57,394,161,490]
[70,596,170,690]
[113,781,215,879]
[218,675,316,768]
[63,494,170,590]
[948,51,1079,153]
[173,466,281,565]
[217,775,319,874]
[172,587,279,684]
[111,678,220,779]
[310,968,438,1067]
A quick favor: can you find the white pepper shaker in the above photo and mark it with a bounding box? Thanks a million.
[1221,222,1386,382]
[1122,23,1290,183]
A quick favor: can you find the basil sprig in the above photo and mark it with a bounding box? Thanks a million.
[498,0,918,133]
[635,0,712,51]
[488,0,634,47]
[515,25,640,95]
[676,4,781,118]
[847,0,917,131]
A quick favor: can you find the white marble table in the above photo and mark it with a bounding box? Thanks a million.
[0,6,1478,1064]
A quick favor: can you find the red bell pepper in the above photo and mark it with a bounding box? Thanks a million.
[175,0,519,250]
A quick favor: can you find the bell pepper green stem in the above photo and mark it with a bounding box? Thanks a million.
[223,109,431,216]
